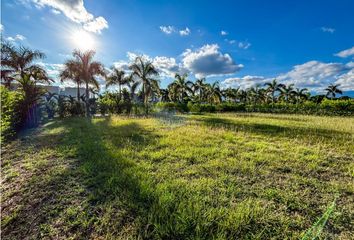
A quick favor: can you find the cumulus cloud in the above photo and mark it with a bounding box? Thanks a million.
[221,60,354,91]
[335,46,354,58]
[182,44,243,78]
[36,62,65,85]
[113,60,131,72]
[153,56,181,76]
[0,24,4,32]
[30,0,108,33]
[321,27,335,33]
[36,62,64,76]
[113,52,186,77]
[335,69,354,90]
[276,61,347,89]
[159,26,175,34]
[83,16,108,34]
[51,8,60,14]
[179,27,191,36]
[6,34,26,41]
[221,30,228,36]
[222,75,268,89]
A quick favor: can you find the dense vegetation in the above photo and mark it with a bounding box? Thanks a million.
[2,114,353,239]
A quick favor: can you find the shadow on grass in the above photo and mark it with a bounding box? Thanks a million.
[232,113,309,122]
[1,117,159,239]
[195,116,352,143]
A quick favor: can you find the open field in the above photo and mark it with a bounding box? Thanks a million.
[1,113,353,239]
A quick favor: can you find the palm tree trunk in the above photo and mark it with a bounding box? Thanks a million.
[85,82,90,117]
[77,83,80,102]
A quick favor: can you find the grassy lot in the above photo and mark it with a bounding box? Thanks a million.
[1,113,353,239]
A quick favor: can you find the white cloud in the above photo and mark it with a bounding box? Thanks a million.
[36,62,65,85]
[0,24,4,32]
[114,52,185,77]
[51,8,60,14]
[221,30,228,36]
[238,41,251,49]
[276,60,351,91]
[113,60,131,72]
[182,44,243,78]
[321,27,335,33]
[30,0,108,34]
[159,26,175,34]
[179,27,191,36]
[152,56,181,77]
[222,75,268,89]
[221,61,354,91]
[335,46,354,58]
[335,69,354,91]
[83,16,108,34]
[6,34,26,41]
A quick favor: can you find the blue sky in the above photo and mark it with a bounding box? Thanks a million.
[1,0,354,93]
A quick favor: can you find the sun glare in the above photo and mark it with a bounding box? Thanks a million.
[71,30,95,51]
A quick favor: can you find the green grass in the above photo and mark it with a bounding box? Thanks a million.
[1,113,353,239]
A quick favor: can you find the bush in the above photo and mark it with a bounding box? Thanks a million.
[155,102,189,113]
[1,86,24,142]
[180,100,354,115]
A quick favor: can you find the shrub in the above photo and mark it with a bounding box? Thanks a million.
[0,86,24,142]
[155,102,189,113]
[179,100,354,115]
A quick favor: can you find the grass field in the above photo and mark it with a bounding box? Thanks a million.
[1,113,353,239]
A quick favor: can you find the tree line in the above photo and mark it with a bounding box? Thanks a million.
[0,43,351,139]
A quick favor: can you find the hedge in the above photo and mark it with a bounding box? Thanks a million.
[153,99,354,116]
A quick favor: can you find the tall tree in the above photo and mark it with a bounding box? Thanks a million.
[205,82,223,104]
[1,42,52,127]
[264,79,285,103]
[193,78,207,102]
[1,42,46,81]
[168,73,193,103]
[129,56,159,114]
[279,84,296,103]
[106,67,127,96]
[293,88,309,103]
[60,60,83,101]
[70,50,106,117]
[325,84,343,99]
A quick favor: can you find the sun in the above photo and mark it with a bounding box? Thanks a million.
[71,30,96,51]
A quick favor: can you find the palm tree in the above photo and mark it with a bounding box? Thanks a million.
[264,79,285,103]
[1,43,46,81]
[129,56,159,114]
[168,73,194,103]
[106,67,127,96]
[325,84,343,99]
[279,84,296,103]
[70,50,106,117]
[194,78,206,102]
[248,84,266,104]
[60,60,83,101]
[293,88,309,103]
[238,89,248,103]
[159,88,170,102]
[205,82,223,104]
[1,42,53,127]
[18,70,53,127]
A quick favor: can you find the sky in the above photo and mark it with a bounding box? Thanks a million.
[1,0,354,94]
